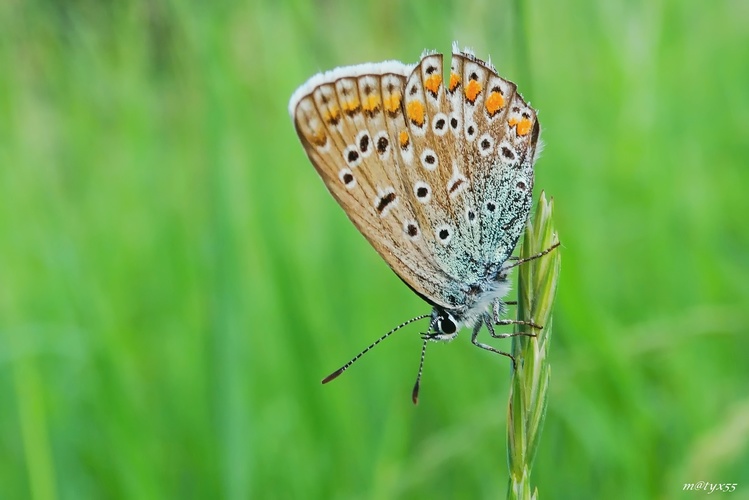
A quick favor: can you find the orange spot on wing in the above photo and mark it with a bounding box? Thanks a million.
[425,74,442,95]
[449,72,461,91]
[342,98,360,115]
[310,129,327,147]
[383,93,402,113]
[362,95,381,112]
[406,100,425,126]
[325,106,341,124]
[465,80,482,103]
[508,117,519,128]
[517,117,532,136]
[485,92,504,116]
[399,130,410,148]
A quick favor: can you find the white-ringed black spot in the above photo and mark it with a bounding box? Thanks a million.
[432,113,448,136]
[409,85,418,95]
[447,163,468,199]
[470,72,479,81]
[467,209,476,224]
[487,201,496,212]
[436,224,452,245]
[376,192,397,214]
[517,180,527,191]
[343,145,362,167]
[404,220,420,240]
[420,149,438,171]
[355,131,373,158]
[426,65,437,75]
[448,178,464,195]
[501,146,515,160]
[477,133,495,157]
[414,181,431,203]
[374,187,398,217]
[377,136,388,154]
[467,125,475,136]
[339,168,356,189]
[448,113,462,136]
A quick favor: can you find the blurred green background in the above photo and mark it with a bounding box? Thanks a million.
[2,0,748,498]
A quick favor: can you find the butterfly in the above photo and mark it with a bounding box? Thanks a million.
[288,43,558,403]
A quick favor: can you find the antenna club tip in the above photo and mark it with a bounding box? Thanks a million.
[322,368,344,384]
[411,383,420,405]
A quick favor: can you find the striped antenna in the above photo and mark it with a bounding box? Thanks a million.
[322,314,430,384]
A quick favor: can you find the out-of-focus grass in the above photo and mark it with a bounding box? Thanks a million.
[1,0,748,498]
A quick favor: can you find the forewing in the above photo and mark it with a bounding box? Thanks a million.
[289,62,455,308]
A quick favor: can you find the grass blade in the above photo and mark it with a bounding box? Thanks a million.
[507,192,561,499]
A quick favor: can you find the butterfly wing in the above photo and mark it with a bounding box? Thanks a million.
[289,62,456,308]
[289,49,541,311]
[397,51,485,305]
[448,47,541,266]
[398,48,541,302]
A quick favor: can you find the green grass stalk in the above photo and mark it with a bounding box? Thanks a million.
[507,192,561,499]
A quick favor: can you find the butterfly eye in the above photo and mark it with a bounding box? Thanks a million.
[438,314,457,334]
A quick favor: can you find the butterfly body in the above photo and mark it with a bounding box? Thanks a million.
[290,44,540,345]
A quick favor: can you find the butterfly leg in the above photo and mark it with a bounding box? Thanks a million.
[492,297,505,324]
[501,241,561,272]
[495,319,542,330]
[491,298,531,327]
[470,318,517,368]
[486,315,539,339]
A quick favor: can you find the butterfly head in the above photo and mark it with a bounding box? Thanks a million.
[428,307,461,341]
